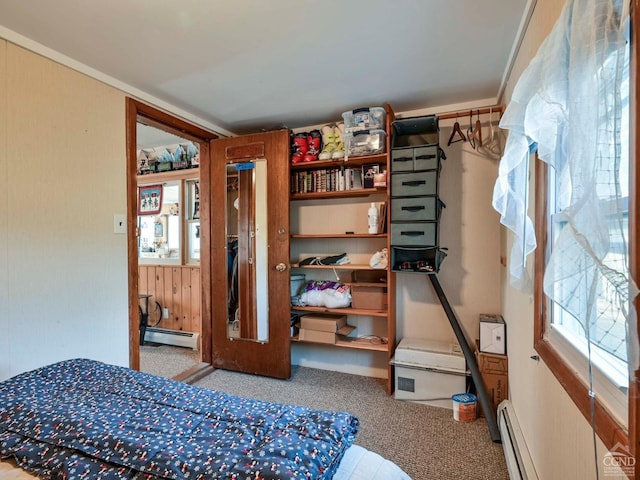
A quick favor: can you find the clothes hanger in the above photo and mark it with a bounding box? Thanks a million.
[470,109,483,147]
[483,108,503,156]
[467,110,476,149]
[447,113,467,146]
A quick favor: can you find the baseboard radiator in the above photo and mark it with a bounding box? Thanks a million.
[498,400,538,480]
[144,327,199,350]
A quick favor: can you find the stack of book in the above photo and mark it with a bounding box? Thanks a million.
[291,166,363,194]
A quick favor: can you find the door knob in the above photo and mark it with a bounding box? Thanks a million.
[275,263,287,272]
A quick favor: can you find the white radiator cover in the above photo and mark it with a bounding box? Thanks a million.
[144,327,199,350]
[498,400,538,480]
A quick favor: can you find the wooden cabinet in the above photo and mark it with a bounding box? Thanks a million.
[289,104,396,393]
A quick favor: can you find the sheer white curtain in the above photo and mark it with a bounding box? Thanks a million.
[493,0,636,367]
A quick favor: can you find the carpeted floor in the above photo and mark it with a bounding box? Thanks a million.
[194,366,509,480]
[139,343,201,378]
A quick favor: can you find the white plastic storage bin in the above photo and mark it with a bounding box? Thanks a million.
[344,129,387,157]
[391,338,468,408]
[342,107,386,132]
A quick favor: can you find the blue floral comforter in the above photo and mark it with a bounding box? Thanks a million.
[0,359,359,480]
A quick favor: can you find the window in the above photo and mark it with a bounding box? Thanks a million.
[186,179,201,264]
[137,178,200,265]
[544,175,630,424]
[138,182,182,264]
[534,44,631,439]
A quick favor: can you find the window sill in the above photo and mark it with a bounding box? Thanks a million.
[547,325,628,426]
[534,334,629,450]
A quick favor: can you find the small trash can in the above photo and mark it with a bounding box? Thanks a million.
[452,393,477,422]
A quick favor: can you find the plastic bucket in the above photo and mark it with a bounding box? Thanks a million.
[290,274,306,297]
[452,393,477,422]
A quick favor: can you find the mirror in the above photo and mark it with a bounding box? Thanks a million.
[226,159,269,342]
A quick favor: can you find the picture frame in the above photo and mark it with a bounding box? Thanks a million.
[138,184,163,215]
[154,222,164,238]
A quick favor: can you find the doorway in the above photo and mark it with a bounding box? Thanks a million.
[125,98,218,380]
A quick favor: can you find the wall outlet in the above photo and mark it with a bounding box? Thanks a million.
[163,308,169,319]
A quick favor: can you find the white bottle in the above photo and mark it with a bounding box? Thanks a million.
[368,202,378,234]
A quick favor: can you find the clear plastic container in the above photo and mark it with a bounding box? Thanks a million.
[344,129,387,156]
[342,107,386,132]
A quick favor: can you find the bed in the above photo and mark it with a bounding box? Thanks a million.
[0,359,410,480]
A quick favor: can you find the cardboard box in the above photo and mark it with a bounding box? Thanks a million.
[351,284,388,310]
[476,350,508,416]
[298,325,355,344]
[300,314,347,332]
[477,350,508,375]
[391,338,469,409]
[479,314,506,355]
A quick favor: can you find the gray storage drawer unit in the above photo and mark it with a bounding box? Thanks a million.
[390,114,446,273]
[391,196,444,222]
[391,145,444,172]
[391,222,438,247]
[391,171,439,197]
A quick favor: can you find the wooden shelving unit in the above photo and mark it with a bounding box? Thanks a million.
[289,104,397,393]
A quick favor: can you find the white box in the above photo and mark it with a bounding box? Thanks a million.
[479,314,506,355]
[391,338,468,409]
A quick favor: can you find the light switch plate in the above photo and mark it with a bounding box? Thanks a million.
[113,214,127,234]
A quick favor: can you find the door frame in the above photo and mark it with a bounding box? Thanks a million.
[125,98,218,376]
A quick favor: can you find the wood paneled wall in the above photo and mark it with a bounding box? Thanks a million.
[138,265,201,334]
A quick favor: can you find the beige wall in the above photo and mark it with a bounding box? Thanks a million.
[501,0,623,478]
[0,40,8,370]
[0,41,129,380]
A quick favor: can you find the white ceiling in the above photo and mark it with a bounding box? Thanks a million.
[0,0,531,136]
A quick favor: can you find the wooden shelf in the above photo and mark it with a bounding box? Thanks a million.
[346,281,388,287]
[291,305,388,317]
[290,153,388,171]
[291,233,387,239]
[291,263,386,271]
[137,168,200,183]
[291,334,389,352]
[290,187,385,201]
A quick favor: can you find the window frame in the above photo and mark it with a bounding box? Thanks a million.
[533,157,633,453]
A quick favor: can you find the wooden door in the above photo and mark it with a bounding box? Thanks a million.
[209,130,291,379]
